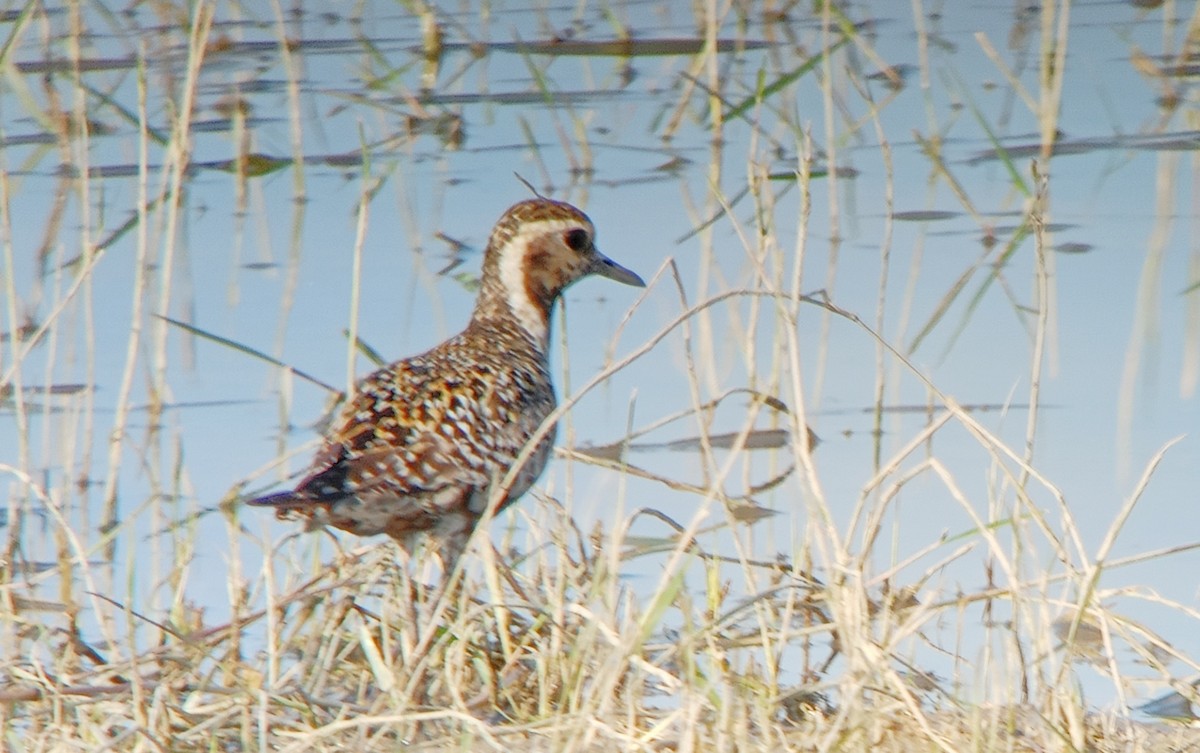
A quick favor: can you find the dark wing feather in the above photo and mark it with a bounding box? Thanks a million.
[270,331,552,503]
[247,326,556,549]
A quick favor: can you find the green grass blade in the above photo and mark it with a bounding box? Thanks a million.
[154,314,340,394]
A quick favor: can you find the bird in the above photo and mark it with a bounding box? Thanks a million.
[247,197,645,569]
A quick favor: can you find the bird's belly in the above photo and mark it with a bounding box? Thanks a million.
[315,410,557,541]
[489,432,554,513]
[327,489,450,537]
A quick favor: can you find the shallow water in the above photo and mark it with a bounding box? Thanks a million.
[3,0,1199,716]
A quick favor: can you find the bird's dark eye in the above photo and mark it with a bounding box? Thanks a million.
[564,228,590,251]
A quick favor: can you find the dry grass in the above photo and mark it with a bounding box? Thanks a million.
[2,0,1199,751]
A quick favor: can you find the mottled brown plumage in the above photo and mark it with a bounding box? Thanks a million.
[247,198,644,566]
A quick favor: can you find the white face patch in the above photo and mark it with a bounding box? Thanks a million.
[496,218,587,348]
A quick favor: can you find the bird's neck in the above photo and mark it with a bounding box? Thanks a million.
[470,280,554,354]
[471,235,562,352]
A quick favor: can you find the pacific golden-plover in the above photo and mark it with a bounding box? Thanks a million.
[248,198,644,567]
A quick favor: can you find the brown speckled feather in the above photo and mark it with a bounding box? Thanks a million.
[247,198,644,567]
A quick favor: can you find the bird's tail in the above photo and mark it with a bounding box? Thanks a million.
[245,491,314,511]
